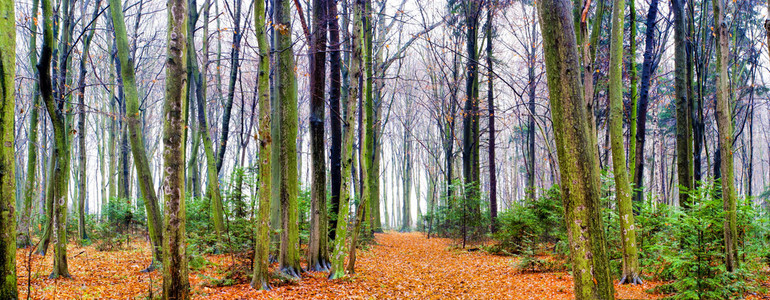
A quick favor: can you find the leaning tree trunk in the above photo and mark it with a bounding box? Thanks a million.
[0,0,17,295]
[109,0,164,269]
[307,0,331,272]
[608,0,640,284]
[713,0,738,272]
[632,0,659,204]
[162,0,190,297]
[214,0,243,173]
[39,0,72,279]
[536,0,615,299]
[250,0,272,288]
[275,0,302,278]
[329,0,362,280]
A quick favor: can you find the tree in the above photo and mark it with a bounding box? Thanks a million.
[632,0,660,204]
[250,0,272,289]
[462,0,481,224]
[275,0,302,278]
[308,0,331,272]
[329,0,362,280]
[536,0,615,298]
[76,0,102,243]
[672,0,693,207]
[18,0,41,249]
[109,0,164,269]
[486,0,497,233]
[712,0,738,272]
[328,0,344,241]
[162,0,190,297]
[39,0,72,278]
[608,0,640,284]
[0,0,17,295]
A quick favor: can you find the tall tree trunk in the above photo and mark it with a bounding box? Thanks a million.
[486,2,497,233]
[401,118,412,232]
[109,0,164,269]
[275,0,302,278]
[328,0,343,242]
[250,0,272,288]
[0,0,17,295]
[308,0,331,272]
[462,0,481,226]
[712,0,738,272]
[162,0,190,297]
[41,0,73,279]
[608,0,640,284]
[672,0,693,208]
[76,0,101,243]
[19,0,41,249]
[632,0,659,204]
[330,0,362,279]
[187,0,225,250]
[537,1,615,298]
[361,0,379,235]
[627,0,638,180]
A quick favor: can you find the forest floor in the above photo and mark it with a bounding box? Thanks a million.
[15,232,682,299]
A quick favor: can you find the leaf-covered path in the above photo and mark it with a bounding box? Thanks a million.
[17,232,668,299]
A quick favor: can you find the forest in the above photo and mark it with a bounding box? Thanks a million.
[1,0,770,298]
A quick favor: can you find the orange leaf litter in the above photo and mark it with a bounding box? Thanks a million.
[16,232,675,299]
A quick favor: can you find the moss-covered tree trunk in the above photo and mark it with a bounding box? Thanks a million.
[329,0,362,280]
[0,0,17,295]
[162,0,189,297]
[536,1,614,298]
[712,0,738,272]
[38,0,72,279]
[672,0,693,208]
[275,0,302,278]
[250,0,272,288]
[109,0,164,269]
[608,0,640,284]
[18,0,41,249]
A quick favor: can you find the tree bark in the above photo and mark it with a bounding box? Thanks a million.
[632,0,659,205]
[275,0,302,278]
[328,0,343,242]
[162,0,190,297]
[537,0,615,298]
[672,0,693,208]
[215,0,244,173]
[712,0,738,272]
[330,0,362,279]
[308,0,331,272]
[0,0,17,295]
[18,0,41,249]
[250,0,272,288]
[486,2,497,233]
[608,0,640,284]
[109,0,164,268]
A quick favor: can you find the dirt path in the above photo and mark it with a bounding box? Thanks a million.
[16,232,665,299]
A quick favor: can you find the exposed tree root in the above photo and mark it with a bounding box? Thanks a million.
[619,274,644,285]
